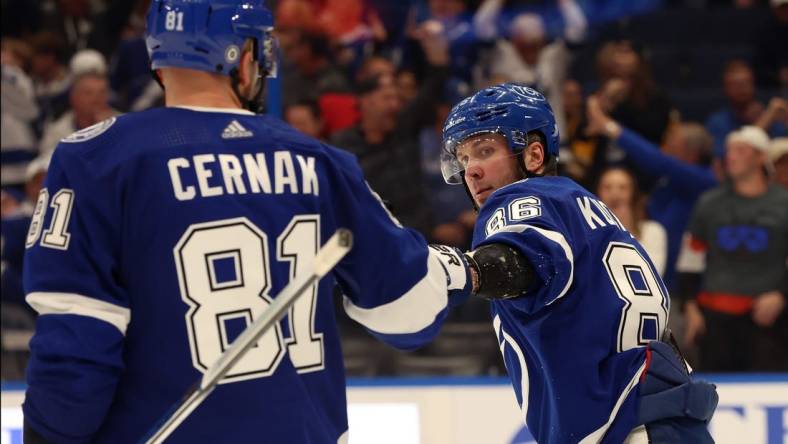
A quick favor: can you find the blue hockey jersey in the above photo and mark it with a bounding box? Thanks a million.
[22,106,469,444]
[473,177,669,444]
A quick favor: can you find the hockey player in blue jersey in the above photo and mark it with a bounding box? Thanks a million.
[20,1,475,443]
[440,84,719,443]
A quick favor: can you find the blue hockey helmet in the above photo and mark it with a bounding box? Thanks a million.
[440,83,559,184]
[145,0,277,79]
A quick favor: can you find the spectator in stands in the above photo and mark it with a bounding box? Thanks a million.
[279,30,352,106]
[29,31,72,123]
[404,0,478,96]
[316,0,387,74]
[109,0,164,112]
[284,99,324,141]
[310,54,396,140]
[396,69,419,105]
[560,78,601,188]
[330,24,450,236]
[69,48,107,78]
[771,137,788,188]
[475,0,587,140]
[595,40,675,146]
[1,154,49,313]
[420,100,475,248]
[597,166,668,276]
[363,62,427,111]
[1,39,39,190]
[39,71,116,155]
[40,0,95,56]
[274,0,322,74]
[586,95,717,289]
[316,0,387,44]
[677,126,788,371]
[331,70,440,237]
[705,60,787,158]
[356,54,396,83]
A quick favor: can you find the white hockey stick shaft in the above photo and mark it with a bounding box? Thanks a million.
[144,229,353,444]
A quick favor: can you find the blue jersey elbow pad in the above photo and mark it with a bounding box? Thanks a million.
[467,243,537,300]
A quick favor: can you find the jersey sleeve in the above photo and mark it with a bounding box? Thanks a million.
[324,151,471,350]
[473,187,575,315]
[22,144,127,443]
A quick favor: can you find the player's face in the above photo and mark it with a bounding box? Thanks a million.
[457,133,521,206]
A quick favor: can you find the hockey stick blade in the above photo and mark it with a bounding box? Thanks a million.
[143,228,353,444]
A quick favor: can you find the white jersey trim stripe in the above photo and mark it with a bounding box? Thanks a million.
[579,360,648,444]
[26,292,131,335]
[343,250,448,334]
[366,182,403,228]
[494,315,529,423]
[337,430,348,444]
[623,425,649,444]
[491,223,574,304]
[174,105,255,115]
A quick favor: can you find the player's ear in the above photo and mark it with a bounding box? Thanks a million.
[524,141,545,173]
[238,48,256,91]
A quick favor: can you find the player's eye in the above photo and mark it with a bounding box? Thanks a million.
[478,145,494,158]
[458,154,469,167]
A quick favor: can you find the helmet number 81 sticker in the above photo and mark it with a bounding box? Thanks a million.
[165,10,184,31]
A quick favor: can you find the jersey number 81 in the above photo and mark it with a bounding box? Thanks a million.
[174,216,324,384]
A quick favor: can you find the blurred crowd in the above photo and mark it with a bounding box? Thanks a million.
[2,0,787,379]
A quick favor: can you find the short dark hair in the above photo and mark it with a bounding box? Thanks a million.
[355,74,381,96]
[30,31,67,63]
[297,32,331,59]
[355,73,396,96]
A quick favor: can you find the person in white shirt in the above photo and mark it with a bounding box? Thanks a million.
[474,0,587,141]
[597,166,668,276]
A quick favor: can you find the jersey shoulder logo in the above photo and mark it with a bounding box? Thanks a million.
[221,120,253,139]
[61,117,117,143]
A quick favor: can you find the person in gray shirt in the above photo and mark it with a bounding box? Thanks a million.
[677,126,788,371]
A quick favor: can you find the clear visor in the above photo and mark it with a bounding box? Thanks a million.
[440,131,519,184]
[261,31,278,78]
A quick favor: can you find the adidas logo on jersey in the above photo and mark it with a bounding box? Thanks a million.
[221,120,253,139]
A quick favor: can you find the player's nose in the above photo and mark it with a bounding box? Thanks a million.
[465,161,483,180]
